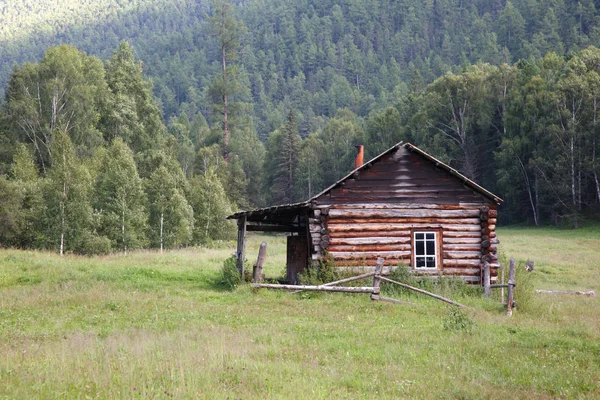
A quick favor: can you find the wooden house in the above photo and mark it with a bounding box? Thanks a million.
[227,142,503,284]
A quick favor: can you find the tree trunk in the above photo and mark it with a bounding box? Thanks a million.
[160,208,164,253]
[517,155,538,226]
[222,45,230,163]
[122,199,126,255]
[60,181,66,256]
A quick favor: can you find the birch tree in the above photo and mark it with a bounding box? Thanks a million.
[95,138,147,254]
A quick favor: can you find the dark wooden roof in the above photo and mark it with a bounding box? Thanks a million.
[227,142,503,220]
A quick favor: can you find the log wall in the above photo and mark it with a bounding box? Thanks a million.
[309,146,498,283]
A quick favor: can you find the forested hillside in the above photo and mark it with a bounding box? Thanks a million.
[1,0,600,254]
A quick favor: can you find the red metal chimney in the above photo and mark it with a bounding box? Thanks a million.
[354,145,364,169]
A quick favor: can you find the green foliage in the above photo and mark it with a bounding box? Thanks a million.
[220,254,241,290]
[442,307,475,333]
[300,251,339,285]
[384,266,479,299]
[189,168,236,244]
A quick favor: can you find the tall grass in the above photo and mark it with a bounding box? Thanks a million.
[0,229,599,398]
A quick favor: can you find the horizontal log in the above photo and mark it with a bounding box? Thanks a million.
[443,237,481,244]
[253,284,379,294]
[329,223,481,233]
[329,250,411,260]
[309,224,321,233]
[327,217,481,225]
[329,237,411,246]
[336,259,410,267]
[328,209,480,219]
[488,209,498,218]
[371,294,414,305]
[443,244,481,251]
[487,218,497,225]
[443,260,482,267]
[535,289,596,296]
[328,244,412,252]
[329,204,481,210]
[443,251,482,260]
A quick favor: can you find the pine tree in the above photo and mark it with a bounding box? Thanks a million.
[208,0,247,161]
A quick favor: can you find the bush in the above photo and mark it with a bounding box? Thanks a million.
[442,307,475,333]
[220,255,241,290]
[76,233,112,255]
[299,251,340,285]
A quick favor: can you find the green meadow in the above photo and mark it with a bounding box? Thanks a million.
[1,228,599,399]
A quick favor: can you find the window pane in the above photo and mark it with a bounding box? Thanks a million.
[426,240,435,255]
[426,257,436,268]
[416,257,425,268]
[416,233,424,240]
[426,233,435,240]
[416,240,424,255]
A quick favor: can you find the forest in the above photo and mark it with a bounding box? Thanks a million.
[1,0,600,254]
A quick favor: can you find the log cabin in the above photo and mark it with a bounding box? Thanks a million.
[227,142,502,284]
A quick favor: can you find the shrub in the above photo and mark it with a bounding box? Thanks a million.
[76,233,112,255]
[220,255,241,290]
[442,307,475,333]
[299,251,340,285]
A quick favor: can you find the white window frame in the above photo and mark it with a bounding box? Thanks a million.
[412,231,440,270]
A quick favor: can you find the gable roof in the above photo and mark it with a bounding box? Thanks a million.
[227,142,503,220]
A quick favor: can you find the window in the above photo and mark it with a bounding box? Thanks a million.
[413,232,438,269]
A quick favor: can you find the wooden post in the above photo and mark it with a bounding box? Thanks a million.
[483,261,491,298]
[500,262,505,304]
[371,257,384,301]
[236,216,247,277]
[507,257,516,316]
[252,242,267,283]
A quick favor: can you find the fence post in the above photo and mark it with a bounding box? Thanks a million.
[483,261,491,298]
[371,257,384,300]
[501,262,505,304]
[507,257,516,316]
[252,242,267,283]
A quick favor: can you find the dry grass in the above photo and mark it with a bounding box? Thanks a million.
[0,230,599,399]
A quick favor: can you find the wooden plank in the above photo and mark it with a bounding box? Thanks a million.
[253,284,379,294]
[247,225,302,232]
[443,244,481,251]
[379,276,466,308]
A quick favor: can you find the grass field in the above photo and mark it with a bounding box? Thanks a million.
[1,228,599,399]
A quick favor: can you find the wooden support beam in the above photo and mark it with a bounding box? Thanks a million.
[507,257,516,316]
[371,257,384,301]
[246,225,302,232]
[379,276,466,308]
[236,216,247,277]
[253,283,379,294]
[535,289,595,296]
[483,261,491,298]
[291,271,376,294]
[252,242,267,283]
